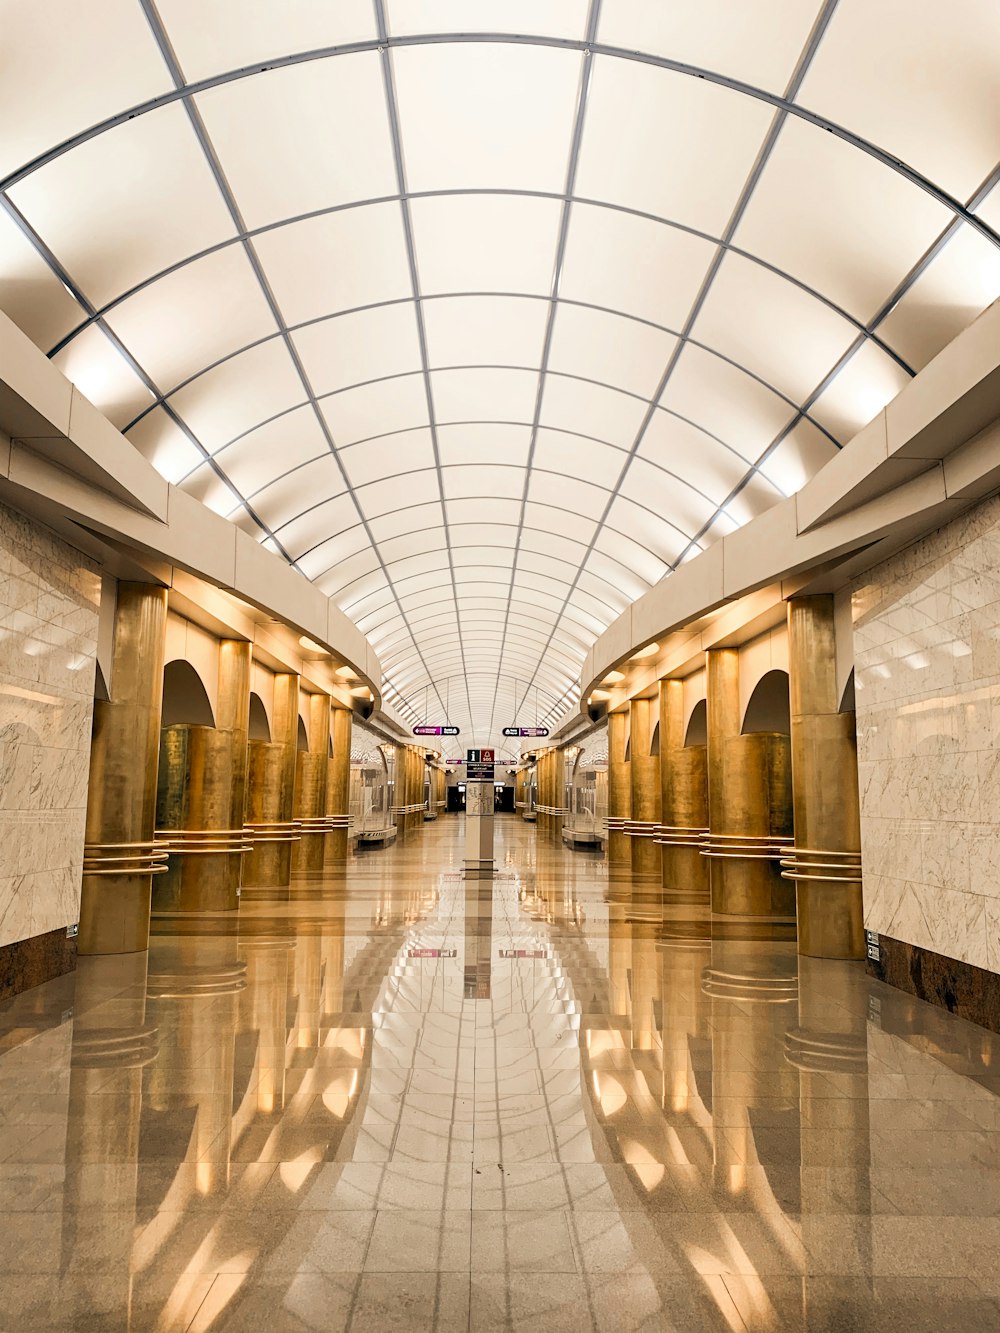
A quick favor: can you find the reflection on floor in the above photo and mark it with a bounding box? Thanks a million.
[2,817,1000,1331]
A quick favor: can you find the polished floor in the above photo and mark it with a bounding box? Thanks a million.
[2,818,1000,1331]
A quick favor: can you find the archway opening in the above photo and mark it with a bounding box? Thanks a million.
[248,692,270,740]
[161,660,215,727]
[684,699,708,747]
[741,670,791,735]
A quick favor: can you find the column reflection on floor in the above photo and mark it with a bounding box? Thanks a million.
[1,817,1000,1330]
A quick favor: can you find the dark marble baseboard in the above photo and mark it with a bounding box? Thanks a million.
[0,926,77,1003]
[866,933,1000,1036]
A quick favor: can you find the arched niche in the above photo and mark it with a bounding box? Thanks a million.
[741,669,791,735]
[839,669,856,714]
[161,659,215,727]
[94,661,110,703]
[296,715,309,752]
[684,699,708,747]
[248,692,270,741]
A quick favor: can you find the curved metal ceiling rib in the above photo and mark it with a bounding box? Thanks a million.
[2,0,1000,752]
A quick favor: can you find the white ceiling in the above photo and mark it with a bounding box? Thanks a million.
[2,0,1000,755]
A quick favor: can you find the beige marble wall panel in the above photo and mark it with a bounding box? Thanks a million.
[853,490,1000,972]
[0,499,99,947]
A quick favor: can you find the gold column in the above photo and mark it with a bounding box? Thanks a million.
[786,596,864,958]
[243,672,300,889]
[658,679,709,897]
[153,638,252,915]
[535,751,549,837]
[325,706,352,865]
[705,648,794,918]
[219,640,252,902]
[629,697,662,886]
[607,709,631,875]
[81,582,169,955]
[292,692,331,874]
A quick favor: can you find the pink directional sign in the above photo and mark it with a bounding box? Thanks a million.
[413,725,460,736]
[502,726,550,738]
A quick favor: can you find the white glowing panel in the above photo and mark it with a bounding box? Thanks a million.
[387,1,588,39]
[343,431,437,489]
[105,246,277,394]
[577,58,772,233]
[735,115,952,324]
[539,377,648,447]
[11,105,237,306]
[431,367,539,423]
[52,325,154,429]
[693,251,858,402]
[321,377,430,447]
[157,0,377,81]
[757,420,838,498]
[195,54,396,229]
[0,0,170,182]
[217,405,330,495]
[548,304,676,400]
[877,225,1000,372]
[392,44,581,194]
[169,339,305,451]
[598,0,821,93]
[659,343,796,462]
[436,423,532,467]
[799,0,1000,202]
[560,204,715,330]
[423,296,549,370]
[126,408,204,484]
[0,209,85,349]
[411,195,562,297]
[808,341,911,444]
[293,303,423,397]
[254,203,412,325]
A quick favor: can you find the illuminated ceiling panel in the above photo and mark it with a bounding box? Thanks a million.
[3,0,999,751]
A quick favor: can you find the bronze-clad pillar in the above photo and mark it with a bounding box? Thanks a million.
[81,582,169,954]
[292,692,331,874]
[243,672,300,889]
[325,706,352,865]
[607,710,631,875]
[786,596,864,958]
[154,638,251,914]
[659,679,709,897]
[629,697,661,885]
[705,649,794,918]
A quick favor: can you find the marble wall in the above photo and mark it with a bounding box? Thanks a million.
[0,500,100,948]
[853,491,1000,973]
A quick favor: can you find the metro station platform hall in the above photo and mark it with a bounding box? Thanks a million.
[5,4,1000,1333]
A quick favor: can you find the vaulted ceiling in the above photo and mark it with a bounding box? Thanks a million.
[3,0,999,754]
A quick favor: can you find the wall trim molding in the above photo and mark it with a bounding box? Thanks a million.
[867,933,1000,1037]
[0,926,78,1003]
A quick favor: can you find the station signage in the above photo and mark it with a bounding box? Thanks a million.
[466,749,495,763]
[413,725,460,736]
[502,726,549,738]
[466,764,495,781]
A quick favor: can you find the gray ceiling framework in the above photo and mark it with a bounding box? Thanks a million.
[2,0,999,751]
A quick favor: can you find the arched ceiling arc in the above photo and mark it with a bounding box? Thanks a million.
[2,0,1000,750]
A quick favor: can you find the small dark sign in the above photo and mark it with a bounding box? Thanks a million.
[466,749,495,763]
[864,929,880,962]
